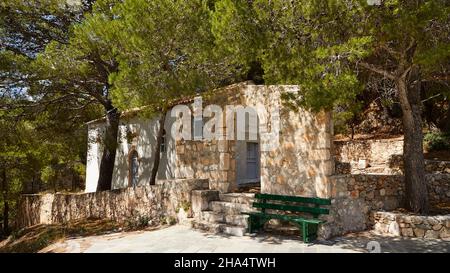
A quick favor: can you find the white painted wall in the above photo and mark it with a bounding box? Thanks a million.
[85,114,178,192]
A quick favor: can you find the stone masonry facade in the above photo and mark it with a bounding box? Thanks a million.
[172,82,333,195]
[17,179,208,228]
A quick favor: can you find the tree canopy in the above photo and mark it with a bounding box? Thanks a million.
[211,0,450,212]
[1,0,449,234]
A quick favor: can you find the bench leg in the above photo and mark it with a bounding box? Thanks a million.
[301,222,318,243]
[248,215,258,233]
[248,215,267,233]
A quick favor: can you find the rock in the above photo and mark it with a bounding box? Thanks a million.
[416,223,431,230]
[440,228,450,240]
[388,221,400,236]
[380,189,386,196]
[424,230,440,239]
[427,217,439,226]
[350,190,359,198]
[401,228,414,237]
[376,201,384,209]
[403,216,412,224]
[432,224,443,231]
[374,223,388,233]
[413,228,425,238]
[411,216,423,225]
[318,224,333,240]
[357,159,368,169]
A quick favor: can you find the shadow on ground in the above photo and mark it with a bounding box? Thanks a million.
[329,232,450,253]
[196,229,450,253]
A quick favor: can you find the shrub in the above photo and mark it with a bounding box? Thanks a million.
[125,214,150,230]
[424,131,450,152]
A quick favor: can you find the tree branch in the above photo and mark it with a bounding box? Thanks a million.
[357,62,396,80]
[380,44,401,59]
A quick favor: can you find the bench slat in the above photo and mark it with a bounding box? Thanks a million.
[243,212,324,224]
[255,193,331,205]
[253,202,329,215]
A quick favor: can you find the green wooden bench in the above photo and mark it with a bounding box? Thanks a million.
[243,193,331,243]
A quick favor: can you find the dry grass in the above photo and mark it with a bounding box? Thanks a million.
[0,219,122,253]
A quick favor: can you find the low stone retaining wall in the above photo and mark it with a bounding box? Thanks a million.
[318,174,450,239]
[425,160,450,174]
[370,211,450,240]
[16,178,209,228]
[334,138,450,175]
[333,138,403,174]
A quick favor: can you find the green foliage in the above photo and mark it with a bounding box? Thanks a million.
[125,213,151,230]
[212,0,450,112]
[176,200,191,214]
[103,0,234,113]
[0,0,91,54]
[424,132,450,152]
[211,0,369,112]
[333,102,364,136]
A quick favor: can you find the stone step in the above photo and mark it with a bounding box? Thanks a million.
[209,201,254,214]
[365,166,389,173]
[191,220,247,237]
[224,214,249,227]
[199,211,224,223]
[221,225,247,237]
[191,220,222,234]
[200,211,249,227]
[219,193,255,205]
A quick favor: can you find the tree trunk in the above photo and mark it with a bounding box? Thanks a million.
[31,173,35,194]
[3,202,8,235]
[150,112,167,185]
[1,167,9,234]
[53,170,58,193]
[396,66,429,214]
[97,103,121,191]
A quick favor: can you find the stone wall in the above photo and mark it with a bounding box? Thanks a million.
[173,83,333,194]
[334,138,450,175]
[318,174,450,239]
[240,85,333,197]
[370,211,450,240]
[173,84,241,193]
[425,160,450,174]
[16,178,208,228]
[334,138,404,175]
[175,140,236,193]
[428,174,450,205]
